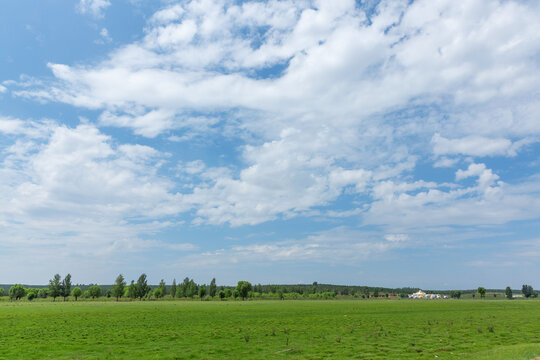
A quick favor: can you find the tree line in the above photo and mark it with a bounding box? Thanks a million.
[1,276,537,301]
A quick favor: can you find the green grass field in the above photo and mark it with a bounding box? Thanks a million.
[1,300,539,359]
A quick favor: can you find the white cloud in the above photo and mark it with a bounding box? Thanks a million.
[385,234,410,243]
[432,133,513,157]
[178,226,402,267]
[9,0,540,230]
[0,120,187,258]
[95,28,112,44]
[433,157,459,168]
[0,85,6,93]
[77,0,111,18]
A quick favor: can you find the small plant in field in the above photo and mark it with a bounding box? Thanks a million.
[336,336,342,343]
[286,337,289,346]
[477,328,483,333]
[487,324,495,333]
[283,328,290,335]
[271,328,276,336]
[243,334,250,342]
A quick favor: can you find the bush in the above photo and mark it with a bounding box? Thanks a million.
[26,288,39,301]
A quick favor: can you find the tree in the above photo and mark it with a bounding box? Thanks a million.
[373,288,379,298]
[88,285,102,299]
[209,278,217,298]
[522,284,534,298]
[135,274,151,300]
[185,279,198,298]
[224,288,232,298]
[27,288,38,301]
[170,279,177,298]
[198,285,207,299]
[38,288,48,299]
[71,287,82,301]
[48,274,62,301]
[177,277,189,298]
[477,287,486,299]
[505,286,513,299]
[153,288,164,299]
[9,284,26,300]
[218,290,226,300]
[362,286,369,299]
[126,280,136,300]
[0,288,4,297]
[113,274,126,301]
[450,290,462,299]
[236,281,252,300]
[62,274,72,301]
[158,279,167,296]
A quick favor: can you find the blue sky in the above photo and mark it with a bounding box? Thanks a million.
[1,0,539,289]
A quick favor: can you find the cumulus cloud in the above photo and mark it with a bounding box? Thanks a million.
[0,119,186,259]
[8,0,540,232]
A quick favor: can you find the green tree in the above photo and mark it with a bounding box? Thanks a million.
[38,288,48,299]
[177,277,189,298]
[373,288,379,298]
[170,279,177,298]
[505,286,513,299]
[361,286,369,299]
[209,278,217,298]
[88,285,102,299]
[113,274,126,301]
[477,287,486,299]
[522,285,533,298]
[135,274,151,300]
[0,288,4,297]
[153,287,164,299]
[71,287,82,301]
[48,274,62,301]
[224,288,232,298]
[218,290,226,300]
[185,279,198,298]
[62,274,72,301]
[26,288,38,301]
[9,284,26,300]
[236,281,252,300]
[158,279,167,296]
[126,280,136,300]
[198,285,207,299]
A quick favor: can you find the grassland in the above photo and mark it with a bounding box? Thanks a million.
[1,299,539,359]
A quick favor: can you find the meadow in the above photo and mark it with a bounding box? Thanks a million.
[1,299,539,359]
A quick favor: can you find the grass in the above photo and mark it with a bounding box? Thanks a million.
[1,299,539,359]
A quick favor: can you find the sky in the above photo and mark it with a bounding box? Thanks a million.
[0,0,539,289]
